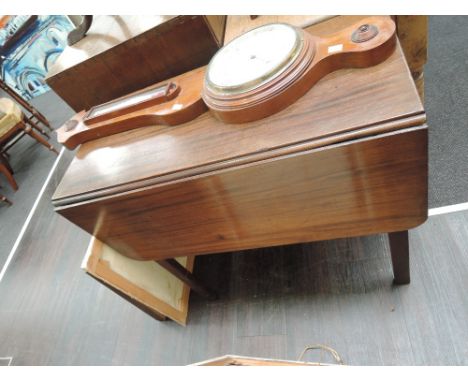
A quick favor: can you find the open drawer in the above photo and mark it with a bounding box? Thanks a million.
[81,236,194,326]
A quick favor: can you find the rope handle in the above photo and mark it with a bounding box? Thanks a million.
[298,344,344,365]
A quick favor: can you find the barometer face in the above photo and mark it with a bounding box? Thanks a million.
[205,23,304,95]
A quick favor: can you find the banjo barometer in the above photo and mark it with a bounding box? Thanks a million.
[57,16,396,148]
[202,16,396,123]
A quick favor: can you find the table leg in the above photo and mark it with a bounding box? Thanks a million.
[156,258,218,300]
[388,230,410,285]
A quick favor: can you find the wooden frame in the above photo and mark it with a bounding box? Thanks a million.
[191,355,325,366]
[83,237,195,325]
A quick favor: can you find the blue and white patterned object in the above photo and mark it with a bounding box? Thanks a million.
[0,15,74,100]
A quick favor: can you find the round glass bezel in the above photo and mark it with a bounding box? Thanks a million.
[205,23,305,96]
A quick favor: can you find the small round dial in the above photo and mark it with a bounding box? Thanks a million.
[205,23,304,95]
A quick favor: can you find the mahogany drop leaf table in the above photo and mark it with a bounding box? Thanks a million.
[52,17,427,316]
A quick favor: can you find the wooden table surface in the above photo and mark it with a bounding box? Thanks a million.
[53,37,423,204]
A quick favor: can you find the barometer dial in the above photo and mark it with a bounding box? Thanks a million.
[205,23,304,95]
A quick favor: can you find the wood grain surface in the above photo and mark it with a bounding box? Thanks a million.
[46,16,224,111]
[56,126,427,261]
[52,15,427,266]
[224,16,335,44]
[389,230,411,284]
[396,16,428,101]
[85,237,195,325]
[47,16,176,76]
[53,41,423,203]
[191,354,326,366]
[56,67,207,150]
[204,17,397,124]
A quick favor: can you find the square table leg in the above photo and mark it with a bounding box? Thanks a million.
[388,230,410,285]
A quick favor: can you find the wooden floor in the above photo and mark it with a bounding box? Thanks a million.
[0,145,467,365]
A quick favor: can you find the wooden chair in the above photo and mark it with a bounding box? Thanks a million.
[0,77,52,131]
[0,98,58,159]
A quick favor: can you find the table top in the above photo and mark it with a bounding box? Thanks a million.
[53,16,425,205]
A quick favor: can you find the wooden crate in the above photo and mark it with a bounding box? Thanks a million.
[191,345,345,365]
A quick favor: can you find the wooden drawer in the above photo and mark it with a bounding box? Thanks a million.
[82,236,194,325]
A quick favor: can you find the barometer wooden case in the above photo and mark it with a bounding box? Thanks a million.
[57,16,397,149]
[202,16,396,123]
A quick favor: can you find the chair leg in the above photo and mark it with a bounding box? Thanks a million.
[0,163,18,191]
[31,111,52,131]
[22,123,58,154]
[0,153,13,173]
[388,230,410,285]
[27,117,50,138]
